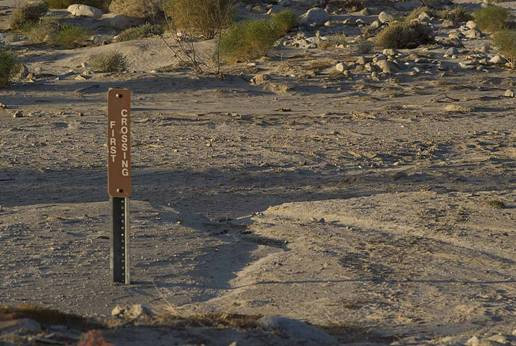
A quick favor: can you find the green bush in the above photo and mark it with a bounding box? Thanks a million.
[116,23,163,41]
[89,51,128,72]
[375,21,433,49]
[270,10,297,36]
[437,6,471,23]
[22,20,90,48]
[493,30,516,68]
[473,6,510,33]
[0,49,17,87]
[53,24,90,48]
[218,11,295,63]
[163,0,234,38]
[10,1,48,30]
[45,0,111,10]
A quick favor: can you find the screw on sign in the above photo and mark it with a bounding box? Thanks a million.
[107,88,131,284]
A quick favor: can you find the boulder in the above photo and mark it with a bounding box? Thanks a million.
[299,8,330,27]
[258,316,337,345]
[67,4,103,18]
[101,13,145,30]
[378,11,394,24]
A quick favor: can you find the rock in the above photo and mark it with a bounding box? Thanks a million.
[257,316,337,345]
[101,13,145,30]
[251,73,270,85]
[444,47,458,57]
[418,12,431,22]
[442,19,455,28]
[466,20,477,30]
[359,8,369,16]
[356,56,367,65]
[299,8,330,27]
[111,305,125,317]
[486,335,508,344]
[67,4,103,18]
[335,62,345,72]
[378,11,394,24]
[376,60,399,74]
[126,304,154,319]
[0,319,41,335]
[464,29,480,39]
[489,55,504,64]
[466,336,480,346]
[11,110,23,118]
[504,89,514,98]
[13,64,30,80]
[444,104,472,113]
[383,48,396,56]
[369,20,381,30]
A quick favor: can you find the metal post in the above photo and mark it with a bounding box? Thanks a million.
[111,197,130,284]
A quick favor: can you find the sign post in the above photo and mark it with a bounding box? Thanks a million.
[107,88,131,284]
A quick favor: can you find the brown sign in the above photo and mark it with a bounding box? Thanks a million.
[107,89,131,197]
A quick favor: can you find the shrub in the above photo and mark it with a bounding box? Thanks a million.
[22,20,90,48]
[45,0,111,10]
[375,21,433,49]
[493,30,516,68]
[437,6,471,23]
[89,51,128,72]
[218,11,295,63]
[163,0,234,39]
[405,6,433,22]
[473,6,510,33]
[219,19,277,63]
[53,24,90,48]
[10,1,48,30]
[270,10,297,36]
[0,49,17,87]
[116,23,163,41]
[109,0,161,19]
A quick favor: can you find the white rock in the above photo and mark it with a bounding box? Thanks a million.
[299,8,330,27]
[489,55,504,64]
[126,304,154,319]
[378,11,394,23]
[418,12,431,22]
[376,60,398,74]
[464,29,480,39]
[111,305,125,317]
[67,4,103,18]
[335,62,345,72]
[383,48,396,56]
[466,20,477,30]
[504,89,514,98]
[466,336,480,346]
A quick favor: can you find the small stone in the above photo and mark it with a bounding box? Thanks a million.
[251,73,270,85]
[442,19,455,28]
[356,56,367,65]
[464,29,480,39]
[359,8,369,16]
[11,110,23,118]
[111,305,125,317]
[466,336,480,346]
[466,20,477,30]
[445,104,472,113]
[486,335,508,344]
[335,62,345,72]
[490,55,504,64]
[418,12,431,22]
[378,11,394,23]
[369,20,381,30]
[444,47,458,57]
[504,89,514,98]
[0,102,7,109]
[376,60,399,74]
[126,304,154,319]
[383,48,396,56]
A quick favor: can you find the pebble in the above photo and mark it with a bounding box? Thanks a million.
[335,63,345,72]
[490,55,504,64]
[11,110,23,118]
[378,11,394,23]
[504,89,514,98]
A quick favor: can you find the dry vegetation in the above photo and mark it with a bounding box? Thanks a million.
[473,5,510,32]
[493,30,516,67]
[89,51,128,72]
[108,0,160,19]
[0,49,16,87]
[375,21,434,49]
[9,1,48,29]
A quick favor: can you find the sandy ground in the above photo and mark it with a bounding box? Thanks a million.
[0,0,515,344]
